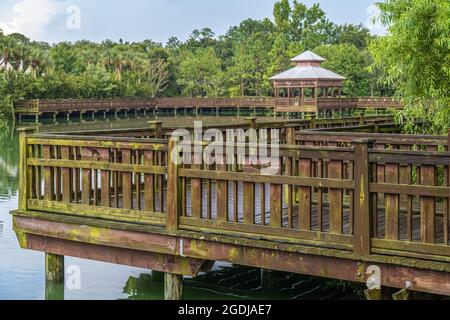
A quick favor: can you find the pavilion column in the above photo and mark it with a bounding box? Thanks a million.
[301,87,304,106]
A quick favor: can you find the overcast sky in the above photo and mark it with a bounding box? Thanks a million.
[0,0,386,44]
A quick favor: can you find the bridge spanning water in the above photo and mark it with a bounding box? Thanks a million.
[14,97,402,123]
[10,114,450,300]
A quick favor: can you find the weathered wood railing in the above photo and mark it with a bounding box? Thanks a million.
[174,140,358,252]
[19,132,169,226]
[15,97,403,115]
[49,115,396,140]
[370,148,450,254]
[295,130,449,151]
[18,128,450,263]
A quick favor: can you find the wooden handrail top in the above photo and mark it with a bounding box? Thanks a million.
[296,130,447,146]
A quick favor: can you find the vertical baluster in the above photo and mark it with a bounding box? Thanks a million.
[182,177,187,217]
[260,183,266,226]
[329,160,343,234]
[81,147,92,205]
[144,150,155,212]
[35,145,42,200]
[244,181,255,225]
[158,149,164,213]
[55,146,61,202]
[316,160,323,232]
[99,148,110,207]
[299,158,312,230]
[234,181,239,223]
[74,147,80,204]
[136,150,142,211]
[206,177,212,220]
[113,149,119,208]
[191,146,202,219]
[286,127,294,228]
[421,165,436,244]
[399,159,412,241]
[385,163,400,240]
[347,160,354,235]
[122,149,132,209]
[445,165,449,245]
[29,144,36,200]
[43,145,54,201]
[216,161,228,222]
[375,163,385,237]
[61,146,72,203]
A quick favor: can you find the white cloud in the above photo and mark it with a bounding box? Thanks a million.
[0,0,61,39]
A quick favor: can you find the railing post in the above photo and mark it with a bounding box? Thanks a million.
[167,136,182,232]
[148,120,163,139]
[358,111,365,125]
[353,139,375,256]
[286,125,296,145]
[246,116,257,130]
[305,114,316,129]
[18,127,36,211]
[447,129,450,151]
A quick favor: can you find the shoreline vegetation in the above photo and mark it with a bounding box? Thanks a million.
[0,0,449,133]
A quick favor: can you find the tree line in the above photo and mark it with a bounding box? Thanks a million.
[0,0,448,133]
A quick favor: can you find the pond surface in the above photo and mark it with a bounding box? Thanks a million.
[0,117,360,300]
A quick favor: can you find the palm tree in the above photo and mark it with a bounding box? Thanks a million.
[11,43,29,71]
[0,37,17,69]
[26,47,52,78]
[101,48,126,81]
[134,56,150,85]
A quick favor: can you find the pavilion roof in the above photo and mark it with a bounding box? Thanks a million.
[290,50,326,62]
[270,50,345,81]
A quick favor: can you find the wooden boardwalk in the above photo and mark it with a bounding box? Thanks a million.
[14,97,403,122]
[10,123,450,299]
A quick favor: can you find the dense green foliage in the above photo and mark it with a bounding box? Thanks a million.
[0,0,382,117]
[2,0,448,134]
[370,0,450,133]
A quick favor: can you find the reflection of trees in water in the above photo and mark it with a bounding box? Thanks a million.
[0,120,18,197]
[122,265,363,300]
[122,273,164,300]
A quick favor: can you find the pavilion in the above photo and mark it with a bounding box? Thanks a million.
[270,50,351,116]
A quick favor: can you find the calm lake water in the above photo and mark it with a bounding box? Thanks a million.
[0,117,361,300]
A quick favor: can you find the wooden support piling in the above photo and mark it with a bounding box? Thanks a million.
[164,273,183,300]
[45,282,64,300]
[45,253,64,283]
